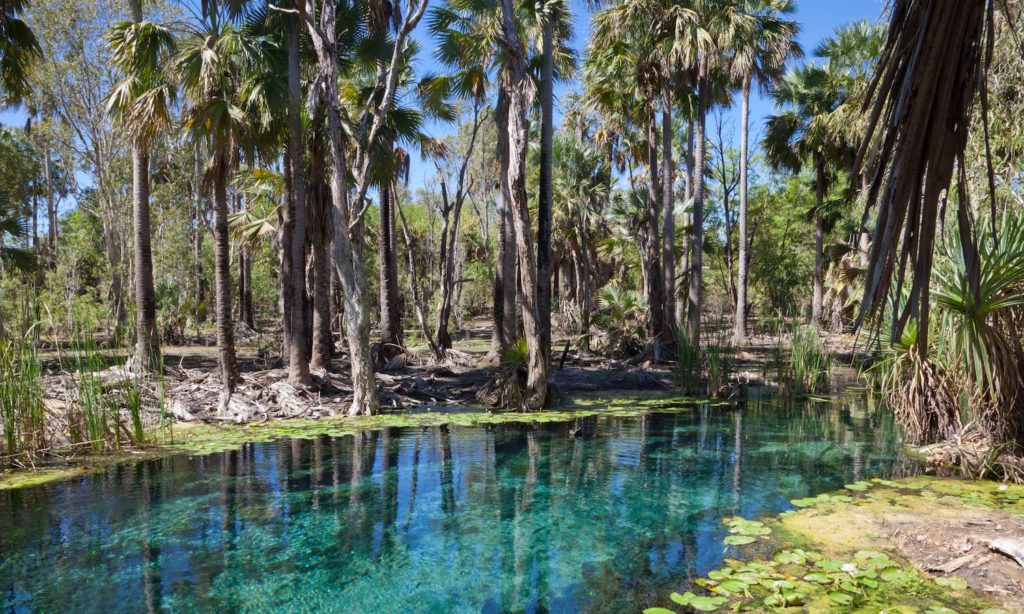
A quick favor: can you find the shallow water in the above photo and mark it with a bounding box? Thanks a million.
[0,394,912,613]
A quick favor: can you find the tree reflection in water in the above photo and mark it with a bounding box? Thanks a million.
[0,393,911,613]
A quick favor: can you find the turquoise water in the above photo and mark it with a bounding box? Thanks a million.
[0,395,911,613]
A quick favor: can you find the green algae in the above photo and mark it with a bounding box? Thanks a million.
[647,477,1023,613]
[0,391,702,490]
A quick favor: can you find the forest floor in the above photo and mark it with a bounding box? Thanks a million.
[7,319,862,489]
[655,477,1024,613]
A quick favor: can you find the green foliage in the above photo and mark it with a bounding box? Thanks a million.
[787,324,832,395]
[0,332,46,465]
[594,285,646,357]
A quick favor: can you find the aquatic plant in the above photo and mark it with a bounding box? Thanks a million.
[0,332,46,465]
[787,324,832,395]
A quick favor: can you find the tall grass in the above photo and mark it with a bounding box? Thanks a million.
[787,325,833,395]
[0,333,47,464]
[675,319,736,398]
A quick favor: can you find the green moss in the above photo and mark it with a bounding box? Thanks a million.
[648,477,1022,613]
[0,467,88,490]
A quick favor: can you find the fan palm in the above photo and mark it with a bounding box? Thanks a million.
[729,0,800,345]
[763,63,846,328]
[174,13,255,412]
[106,4,177,372]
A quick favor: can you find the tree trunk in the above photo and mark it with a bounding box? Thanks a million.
[378,179,403,361]
[813,157,825,328]
[734,77,751,346]
[645,111,665,351]
[500,0,547,408]
[661,92,675,342]
[497,90,519,349]
[536,16,554,368]
[396,189,440,357]
[433,182,463,352]
[44,143,56,267]
[286,16,311,386]
[192,144,205,314]
[306,2,379,415]
[687,88,708,345]
[489,91,509,357]
[310,226,333,370]
[132,142,160,371]
[212,152,238,412]
[676,120,694,332]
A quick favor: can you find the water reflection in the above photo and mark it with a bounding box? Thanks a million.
[0,394,912,613]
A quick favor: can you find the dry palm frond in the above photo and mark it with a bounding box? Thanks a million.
[872,338,962,446]
[856,0,997,354]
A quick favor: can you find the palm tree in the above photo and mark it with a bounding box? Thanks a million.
[672,0,750,347]
[729,0,800,345]
[175,11,252,412]
[105,2,177,372]
[551,133,609,349]
[763,63,845,328]
[764,21,881,329]
[0,0,40,104]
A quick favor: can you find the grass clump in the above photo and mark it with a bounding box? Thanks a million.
[0,333,47,465]
[786,324,832,395]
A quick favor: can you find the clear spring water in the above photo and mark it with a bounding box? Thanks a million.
[0,394,912,613]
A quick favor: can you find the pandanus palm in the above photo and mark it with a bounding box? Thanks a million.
[175,14,253,412]
[728,0,800,345]
[0,0,40,104]
[106,3,177,372]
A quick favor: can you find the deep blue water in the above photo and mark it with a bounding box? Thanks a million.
[0,395,910,613]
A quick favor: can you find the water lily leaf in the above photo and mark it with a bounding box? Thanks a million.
[803,572,831,584]
[670,591,693,606]
[845,481,872,491]
[688,596,727,612]
[925,608,958,614]
[934,576,967,590]
[717,579,748,594]
[707,570,732,581]
[723,535,756,546]
[643,608,676,614]
[827,591,853,605]
[879,566,903,582]
[773,549,807,565]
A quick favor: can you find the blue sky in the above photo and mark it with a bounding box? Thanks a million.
[0,0,886,202]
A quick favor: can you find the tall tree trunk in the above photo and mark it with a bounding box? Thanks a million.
[500,0,547,408]
[192,144,205,314]
[306,2,379,415]
[813,157,825,328]
[433,183,463,352]
[43,143,56,267]
[132,142,160,370]
[661,92,675,342]
[537,16,554,368]
[310,136,335,371]
[734,77,751,346]
[310,226,333,370]
[687,89,708,345]
[128,0,159,372]
[497,91,519,348]
[645,111,665,352]
[676,120,694,332]
[490,94,509,357]
[212,152,238,413]
[285,16,311,386]
[396,191,440,357]
[378,178,402,360]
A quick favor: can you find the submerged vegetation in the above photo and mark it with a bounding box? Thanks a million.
[649,477,1024,613]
